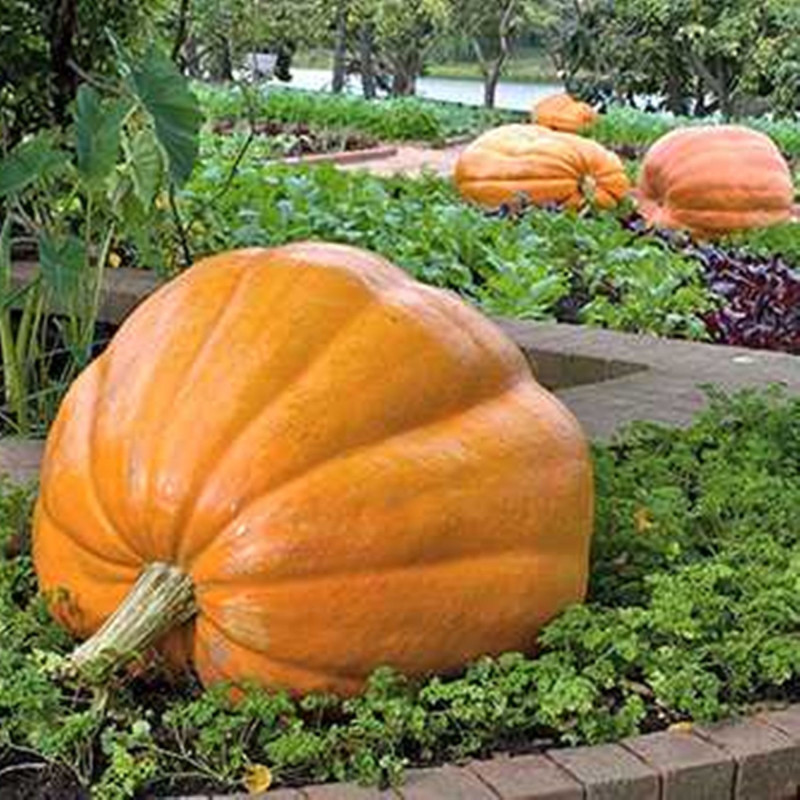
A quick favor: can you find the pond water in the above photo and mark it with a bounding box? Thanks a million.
[282,68,563,112]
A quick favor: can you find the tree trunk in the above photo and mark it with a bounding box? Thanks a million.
[484,63,502,108]
[331,1,348,93]
[391,69,415,96]
[390,54,418,97]
[217,36,233,81]
[358,24,377,99]
[474,0,515,109]
[171,0,192,66]
[50,0,78,125]
[183,36,202,78]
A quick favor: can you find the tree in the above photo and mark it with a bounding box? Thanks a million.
[0,0,164,145]
[378,0,451,95]
[331,0,349,93]
[541,0,800,118]
[185,0,327,81]
[450,0,536,108]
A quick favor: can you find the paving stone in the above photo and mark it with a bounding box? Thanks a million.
[303,782,397,799]
[11,262,161,325]
[207,791,304,800]
[337,144,467,178]
[758,704,800,741]
[397,765,497,799]
[695,717,800,800]
[467,754,582,799]
[623,729,734,800]
[277,145,399,168]
[547,743,659,800]
[0,437,44,483]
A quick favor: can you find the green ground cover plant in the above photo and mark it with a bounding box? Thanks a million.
[586,106,800,162]
[1,388,799,798]
[182,163,717,341]
[197,84,523,143]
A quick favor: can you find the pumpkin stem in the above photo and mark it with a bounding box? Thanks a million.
[69,562,196,681]
[579,173,597,203]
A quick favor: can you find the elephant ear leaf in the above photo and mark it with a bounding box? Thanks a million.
[130,129,164,209]
[0,133,68,198]
[75,84,132,189]
[128,46,203,187]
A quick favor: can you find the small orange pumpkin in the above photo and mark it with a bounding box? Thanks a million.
[454,124,630,211]
[636,125,794,235]
[532,93,598,133]
[34,242,593,696]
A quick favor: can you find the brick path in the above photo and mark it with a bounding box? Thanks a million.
[336,143,467,178]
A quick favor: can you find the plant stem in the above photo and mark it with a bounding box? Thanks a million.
[70,562,197,681]
[169,183,193,269]
[82,221,115,362]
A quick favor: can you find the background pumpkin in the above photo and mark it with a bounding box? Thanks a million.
[532,93,598,133]
[636,125,794,235]
[454,124,630,211]
[34,242,594,696]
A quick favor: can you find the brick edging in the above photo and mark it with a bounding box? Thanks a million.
[242,706,800,799]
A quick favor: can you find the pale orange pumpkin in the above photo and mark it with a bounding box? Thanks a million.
[532,93,598,133]
[454,124,630,210]
[636,125,794,235]
[33,242,594,696]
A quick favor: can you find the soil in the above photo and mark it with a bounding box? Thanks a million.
[0,752,86,799]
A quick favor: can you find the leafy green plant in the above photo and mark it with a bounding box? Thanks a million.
[722,223,800,267]
[197,84,522,143]
[586,106,800,162]
[182,161,716,339]
[0,44,201,435]
[3,388,800,797]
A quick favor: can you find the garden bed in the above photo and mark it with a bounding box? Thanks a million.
[197,84,523,144]
[211,118,383,158]
[181,159,800,356]
[2,387,800,798]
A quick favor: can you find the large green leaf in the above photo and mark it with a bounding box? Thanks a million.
[75,85,131,188]
[0,133,68,198]
[38,232,87,306]
[130,129,164,207]
[129,47,202,186]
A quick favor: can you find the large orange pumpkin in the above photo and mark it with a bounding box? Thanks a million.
[33,242,593,696]
[636,125,794,235]
[454,124,630,211]
[532,93,598,133]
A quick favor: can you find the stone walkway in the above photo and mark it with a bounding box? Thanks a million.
[337,143,467,178]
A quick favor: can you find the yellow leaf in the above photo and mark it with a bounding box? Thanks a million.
[108,252,122,269]
[633,507,654,534]
[668,721,693,733]
[243,764,272,794]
